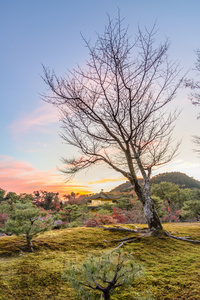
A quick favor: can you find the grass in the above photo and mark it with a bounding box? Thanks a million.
[0,223,199,299]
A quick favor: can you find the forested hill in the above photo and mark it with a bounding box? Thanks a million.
[151,172,200,189]
[111,172,200,193]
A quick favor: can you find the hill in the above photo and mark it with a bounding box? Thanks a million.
[110,181,134,193]
[111,172,200,193]
[0,223,200,299]
[151,172,200,189]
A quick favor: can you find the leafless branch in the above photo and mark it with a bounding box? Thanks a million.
[43,13,183,233]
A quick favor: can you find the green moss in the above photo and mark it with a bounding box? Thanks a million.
[0,236,26,256]
[0,223,200,299]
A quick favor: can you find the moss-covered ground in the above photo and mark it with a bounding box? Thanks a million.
[0,223,199,299]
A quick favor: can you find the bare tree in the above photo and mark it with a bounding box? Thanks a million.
[185,49,200,106]
[185,49,200,152]
[43,15,182,235]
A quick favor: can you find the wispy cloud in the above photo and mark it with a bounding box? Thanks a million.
[89,177,126,185]
[10,103,60,138]
[0,155,91,196]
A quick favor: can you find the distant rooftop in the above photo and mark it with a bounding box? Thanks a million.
[87,190,118,200]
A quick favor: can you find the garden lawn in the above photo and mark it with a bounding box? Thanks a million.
[0,223,199,299]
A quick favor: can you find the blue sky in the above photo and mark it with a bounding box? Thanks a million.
[1,0,200,196]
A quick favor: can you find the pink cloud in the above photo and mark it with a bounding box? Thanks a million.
[0,156,91,197]
[10,103,60,138]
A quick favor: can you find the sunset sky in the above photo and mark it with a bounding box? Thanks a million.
[1,0,200,196]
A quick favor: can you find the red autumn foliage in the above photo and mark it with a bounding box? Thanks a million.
[84,213,116,227]
[52,201,61,211]
[84,218,101,227]
[163,210,180,222]
[0,213,8,227]
[111,207,129,224]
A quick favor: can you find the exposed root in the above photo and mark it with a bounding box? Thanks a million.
[106,241,130,254]
[105,237,139,254]
[101,226,141,233]
[102,226,200,248]
[104,236,139,243]
[166,232,200,244]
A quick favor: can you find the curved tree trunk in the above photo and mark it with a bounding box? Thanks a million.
[134,179,164,235]
[143,194,164,235]
[43,15,182,238]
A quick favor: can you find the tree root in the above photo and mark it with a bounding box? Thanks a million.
[101,226,141,233]
[105,237,139,254]
[101,226,200,248]
[165,232,200,244]
[104,236,139,243]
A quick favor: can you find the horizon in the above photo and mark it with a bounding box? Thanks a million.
[1,171,200,197]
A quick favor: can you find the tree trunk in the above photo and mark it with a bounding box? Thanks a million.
[103,291,110,300]
[167,199,172,223]
[134,179,164,235]
[143,194,164,235]
[168,213,172,223]
[26,233,34,252]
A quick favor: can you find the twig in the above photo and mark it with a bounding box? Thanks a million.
[106,240,133,254]
[104,236,138,243]
[105,236,141,254]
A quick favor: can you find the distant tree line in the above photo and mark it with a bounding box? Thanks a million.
[0,178,200,250]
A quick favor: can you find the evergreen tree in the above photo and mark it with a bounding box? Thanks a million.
[115,196,134,211]
[63,251,142,300]
[3,202,54,251]
[151,182,183,222]
[182,189,200,221]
